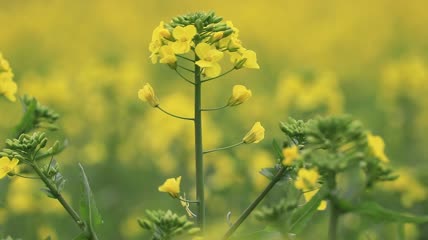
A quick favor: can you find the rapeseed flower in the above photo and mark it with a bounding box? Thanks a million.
[158,176,181,198]
[0,157,19,179]
[282,145,299,166]
[243,122,265,144]
[171,25,197,54]
[228,85,252,106]
[195,43,224,77]
[138,83,159,107]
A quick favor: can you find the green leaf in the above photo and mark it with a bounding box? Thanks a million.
[72,232,89,240]
[79,163,103,232]
[15,98,37,135]
[230,227,282,240]
[351,201,428,224]
[289,186,328,234]
[272,139,284,163]
[259,167,276,180]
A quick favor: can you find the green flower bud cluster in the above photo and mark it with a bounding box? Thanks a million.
[0,132,59,162]
[21,95,60,131]
[254,199,297,223]
[138,209,200,240]
[280,115,396,186]
[167,11,233,41]
[280,117,309,146]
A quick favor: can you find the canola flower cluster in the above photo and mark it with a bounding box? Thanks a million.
[149,12,259,77]
[0,53,17,102]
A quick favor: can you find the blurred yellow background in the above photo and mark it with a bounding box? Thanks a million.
[1,0,428,239]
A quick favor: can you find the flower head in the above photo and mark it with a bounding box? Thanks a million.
[0,157,19,179]
[195,43,224,78]
[149,21,169,64]
[171,25,197,54]
[303,189,327,211]
[228,85,252,106]
[282,145,299,166]
[158,176,181,198]
[0,53,17,102]
[230,49,260,69]
[138,83,159,107]
[243,122,265,144]
[159,45,177,66]
[294,168,319,190]
[367,133,389,163]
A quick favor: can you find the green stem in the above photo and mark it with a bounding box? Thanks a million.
[222,166,286,240]
[157,106,194,121]
[30,163,85,231]
[201,68,235,83]
[201,104,229,111]
[203,141,243,154]
[328,204,339,240]
[194,53,205,231]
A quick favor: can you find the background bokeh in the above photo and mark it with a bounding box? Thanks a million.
[1,0,428,239]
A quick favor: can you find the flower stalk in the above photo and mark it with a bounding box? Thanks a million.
[222,166,286,240]
[194,53,205,230]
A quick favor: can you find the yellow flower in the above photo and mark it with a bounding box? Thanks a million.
[158,176,181,198]
[243,122,265,144]
[304,189,327,211]
[230,49,260,69]
[171,25,197,54]
[367,133,389,163]
[149,21,169,64]
[282,145,299,166]
[0,53,17,102]
[294,168,319,190]
[195,43,224,78]
[228,85,252,106]
[0,157,19,179]
[138,83,159,107]
[295,168,326,211]
[159,45,177,65]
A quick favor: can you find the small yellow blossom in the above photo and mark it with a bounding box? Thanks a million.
[243,122,265,144]
[195,43,224,77]
[212,32,224,41]
[171,25,197,54]
[0,53,17,102]
[367,133,389,163]
[159,45,177,65]
[282,145,299,166]
[230,49,260,69]
[304,189,327,211]
[228,85,252,106]
[138,83,159,107]
[149,21,169,64]
[294,168,320,190]
[295,168,326,211]
[0,157,19,179]
[158,176,181,198]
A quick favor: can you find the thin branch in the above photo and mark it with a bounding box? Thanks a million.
[157,106,194,121]
[222,166,287,240]
[201,68,235,83]
[201,104,229,112]
[177,55,195,62]
[13,173,40,179]
[203,141,244,154]
[177,65,195,73]
[178,197,200,204]
[175,69,195,85]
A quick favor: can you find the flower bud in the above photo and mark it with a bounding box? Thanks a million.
[212,32,224,41]
[228,85,252,106]
[243,122,265,144]
[138,83,159,107]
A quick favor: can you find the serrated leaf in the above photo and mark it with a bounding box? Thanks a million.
[351,201,428,224]
[289,185,328,234]
[79,163,103,232]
